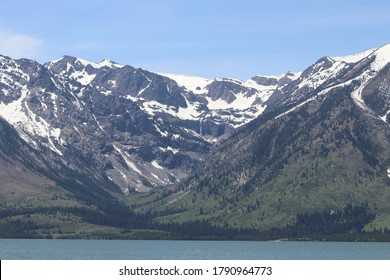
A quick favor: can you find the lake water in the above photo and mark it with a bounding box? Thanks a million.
[0,239,389,259]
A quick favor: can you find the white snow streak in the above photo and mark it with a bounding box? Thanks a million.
[0,90,63,155]
[114,145,143,175]
[151,160,164,170]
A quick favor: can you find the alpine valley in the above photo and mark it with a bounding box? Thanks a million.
[1,44,390,240]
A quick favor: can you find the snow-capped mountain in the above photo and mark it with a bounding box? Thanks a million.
[46,55,299,131]
[1,44,390,195]
[1,53,294,193]
[266,44,390,123]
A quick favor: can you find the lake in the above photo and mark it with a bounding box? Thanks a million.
[0,239,389,259]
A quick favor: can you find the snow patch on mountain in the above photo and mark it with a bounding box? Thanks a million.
[348,44,390,113]
[177,101,203,120]
[70,68,96,86]
[243,78,278,93]
[350,73,375,111]
[298,58,346,90]
[98,59,123,69]
[114,144,143,175]
[151,160,164,170]
[380,109,390,123]
[159,146,179,154]
[275,96,317,120]
[0,89,63,155]
[206,91,257,110]
[370,44,390,71]
[159,73,212,94]
[331,48,376,64]
[71,57,123,69]
[142,101,177,117]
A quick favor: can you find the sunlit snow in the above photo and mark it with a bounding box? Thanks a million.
[0,90,63,155]
[113,144,143,175]
[158,73,212,94]
[331,48,376,64]
[151,160,164,170]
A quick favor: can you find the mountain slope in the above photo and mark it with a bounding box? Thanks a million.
[0,117,131,238]
[0,117,63,205]
[139,45,390,231]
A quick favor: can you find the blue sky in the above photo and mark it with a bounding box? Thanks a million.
[1,0,390,79]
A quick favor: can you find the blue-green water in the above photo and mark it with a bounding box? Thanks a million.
[0,239,389,259]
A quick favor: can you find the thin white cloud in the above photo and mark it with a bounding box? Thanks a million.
[0,31,42,59]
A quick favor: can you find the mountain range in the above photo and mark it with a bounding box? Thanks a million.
[1,44,390,239]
